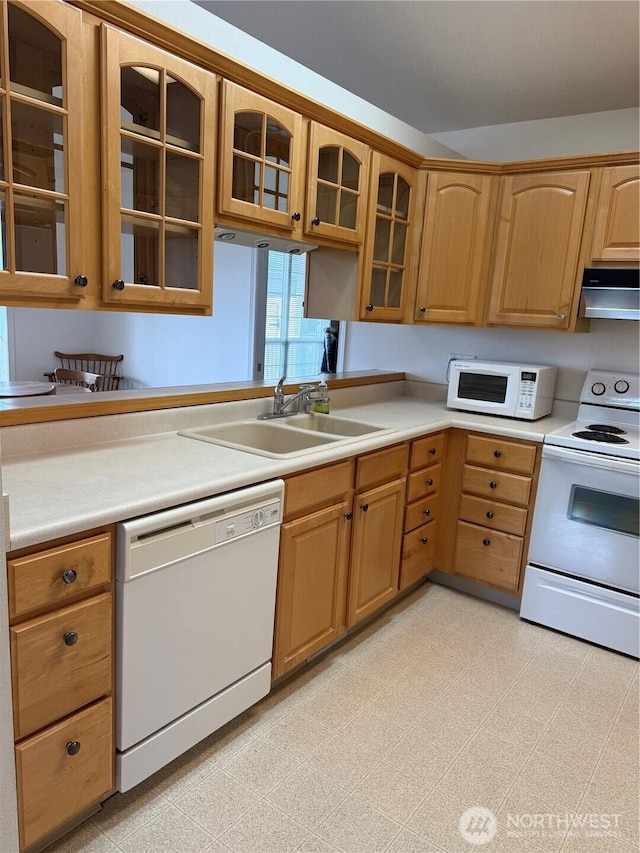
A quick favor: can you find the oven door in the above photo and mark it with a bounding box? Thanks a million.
[528,444,639,593]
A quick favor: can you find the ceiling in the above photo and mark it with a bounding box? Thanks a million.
[193,1,639,135]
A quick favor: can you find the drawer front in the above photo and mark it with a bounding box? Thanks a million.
[466,434,537,474]
[461,464,532,506]
[8,533,112,621]
[454,521,523,592]
[407,462,442,503]
[405,493,440,533]
[284,459,354,519]
[356,443,408,490]
[11,593,112,739]
[15,697,113,851]
[400,521,437,590]
[458,494,527,536]
[410,432,446,470]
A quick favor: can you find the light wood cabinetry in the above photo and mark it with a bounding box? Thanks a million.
[6,528,114,851]
[219,81,305,233]
[415,172,496,325]
[591,165,640,261]
[450,432,540,593]
[486,170,591,329]
[360,153,425,321]
[101,25,217,310]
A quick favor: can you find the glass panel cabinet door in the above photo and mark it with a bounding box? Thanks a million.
[360,153,423,321]
[0,1,87,301]
[219,81,304,232]
[305,122,369,244]
[101,25,216,310]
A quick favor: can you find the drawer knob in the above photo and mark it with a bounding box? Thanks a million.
[63,631,79,646]
[344,511,353,520]
[66,741,81,756]
[423,508,431,517]
[493,450,502,458]
[112,278,125,291]
[419,306,426,314]
[61,569,77,585]
[483,538,491,546]
[74,274,88,288]
[429,447,437,455]
[425,478,434,486]
[365,303,374,312]
[420,537,428,544]
[486,511,494,519]
[360,503,369,512]
[311,216,321,227]
[291,211,301,222]
[489,481,497,489]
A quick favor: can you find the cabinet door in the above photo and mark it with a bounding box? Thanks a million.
[0,1,89,302]
[591,165,640,261]
[101,25,216,310]
[360,153,423,322]
[305,122,369,244]
[273,501,350,679]
[486,171,590,328]
[348,477,405,626]
[219,81,304,232]
[415,172,495,325]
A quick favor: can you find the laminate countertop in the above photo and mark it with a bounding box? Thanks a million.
[1,390,575,551]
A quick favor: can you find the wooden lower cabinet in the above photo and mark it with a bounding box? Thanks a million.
[454,520,523,592]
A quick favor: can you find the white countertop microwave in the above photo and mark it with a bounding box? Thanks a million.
[447,360,557,420]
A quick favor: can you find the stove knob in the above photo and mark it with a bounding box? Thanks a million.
[614,379,630,394]
[591,382,606,396]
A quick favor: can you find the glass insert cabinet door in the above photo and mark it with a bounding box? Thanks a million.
[219,81,304,232]
[305,122,369,245]
[360,153,422,321]
[0,0,88,301]
[101,25,216,310]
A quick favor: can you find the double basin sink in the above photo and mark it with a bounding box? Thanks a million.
[179,412,395,458]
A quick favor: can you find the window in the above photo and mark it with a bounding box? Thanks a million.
[254,250,339,381]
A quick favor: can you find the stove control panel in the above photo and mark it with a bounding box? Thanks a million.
[581,370,640,408]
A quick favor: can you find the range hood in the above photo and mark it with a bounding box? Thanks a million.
[581,268,640,320]
[214,226,317,255]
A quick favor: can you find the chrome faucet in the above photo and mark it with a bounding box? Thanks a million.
[258,376,330,419]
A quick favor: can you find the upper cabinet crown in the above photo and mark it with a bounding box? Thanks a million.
[101,26,217,310]
[0,1,87,301]
[218,81,304,233]
[591,165,640,262]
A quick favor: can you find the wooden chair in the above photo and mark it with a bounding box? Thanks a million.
[44,351,123,391]
[53,368,107,392]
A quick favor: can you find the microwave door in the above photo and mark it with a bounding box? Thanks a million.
[455,369,518,413]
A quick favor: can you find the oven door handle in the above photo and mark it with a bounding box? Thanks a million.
[542,443,640,474]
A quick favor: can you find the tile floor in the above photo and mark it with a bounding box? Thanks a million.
[49,583,639,853]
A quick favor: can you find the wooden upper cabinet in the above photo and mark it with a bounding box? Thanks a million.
[219,81,304,233]
[101,25,216,310]
[304,123,369,244]
[486,170,591,329]
[415,171,495,325]
[0,1,89,302]
[360,153,424,322]
[591,165,640,262]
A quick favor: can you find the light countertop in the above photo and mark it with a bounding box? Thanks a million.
[1,391,575,551]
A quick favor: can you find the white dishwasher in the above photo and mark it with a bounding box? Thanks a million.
[115,479,284,792]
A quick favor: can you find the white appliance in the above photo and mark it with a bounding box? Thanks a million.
[115,480,284,791]
[521,370,639,657]
[447,360,557,420]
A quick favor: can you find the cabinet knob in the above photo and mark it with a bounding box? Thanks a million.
[493,450,502,458]
[419,307,426,314]
[74,274,88,288]
[291,211,301,222]
[63,631,79,647]
[365,304,374,312]
[486,511,494,519]
[66,741,81,756]
[311,216,321,227]
[425,478,434,486]
[483,538,491,546]
[489,481,497,489]
[557,313,567,322]
[112,279,125,291]
[423,508,430,517]
[344,511,353,520]
[420,537,428,545]
[429,447,437,455]
[360,503,369,512]
[61,569,77,585]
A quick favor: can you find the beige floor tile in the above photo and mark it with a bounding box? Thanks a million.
[546,701,616,743]
[89,783,169,846]
[385,827,448,852]
[266,765,347,831]
[352,760,429,822]
[221,737,300,795]
[500,681,565,723]
[336,706,406,755]
[297,834,340,852]
[534,727,604,778]
[304,733,380,790]
[47,820,118,852]
[297,684,362,730]
[365,682,431,730]
[407,788,487,853]
[148,748,218,801]
[577,779,639,845]
[261,710,334,760]
[196,719,259,767]
[460,728,532,783]
[392,665,460,704]
[410,706,479,754]
[219,799,310,853]
[592,743,640,800]
[515,753,591,813]
[385,731,456,787]
[606,714,640,756]
[431,681,501,726]
[118,803,214,852]
[173,768,258,837]
[432,753,512,812]
[482,702,548,750]
[315,794,401,853]
[561,834,638,853]
[323,665,388,706]
[498,782,569,853]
